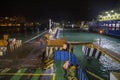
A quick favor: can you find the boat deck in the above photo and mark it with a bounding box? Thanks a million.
[0,61,65,80]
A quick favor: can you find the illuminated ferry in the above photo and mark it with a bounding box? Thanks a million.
[88,9,120,37]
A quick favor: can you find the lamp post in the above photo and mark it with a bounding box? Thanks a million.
[62,23,64,38]
[99,29,103,45]
[49,19,52,29]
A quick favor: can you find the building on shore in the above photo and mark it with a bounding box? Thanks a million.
[0,16,35,32]
[0,16,34,27]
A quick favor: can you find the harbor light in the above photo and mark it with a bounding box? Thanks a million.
[107,14,111,17]
[111,10,114,13]
[99,29,103,34]
[98,29,103,45]
[105,12,108,14]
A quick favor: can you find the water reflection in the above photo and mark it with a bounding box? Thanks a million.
[95,38,120,54]
[99,55,120,71]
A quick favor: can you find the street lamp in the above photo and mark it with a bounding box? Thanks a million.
[99,29,103,45]
[49,19,52,29]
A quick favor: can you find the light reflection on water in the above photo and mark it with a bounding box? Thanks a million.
[95,38,120,72]
[99,55,120,71]
[95,38,120,54]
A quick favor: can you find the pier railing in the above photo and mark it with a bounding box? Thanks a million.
[67,41,120,64]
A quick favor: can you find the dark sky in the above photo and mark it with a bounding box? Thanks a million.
[0,0,119,21]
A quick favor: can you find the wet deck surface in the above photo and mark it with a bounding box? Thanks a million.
[0,35,46,69]
[0,33,55,80]
[0,68,53,80]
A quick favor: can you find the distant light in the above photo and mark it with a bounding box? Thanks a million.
[115,13,117,15]
[107,14,110,17]
[111,10,114,13]
[5,17,8,19]
[105,12,108,14]
[72,24,74,28]
[99,15,102,17]
[99,29,103,34]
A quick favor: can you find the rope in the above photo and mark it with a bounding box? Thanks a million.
[86,70,104,80]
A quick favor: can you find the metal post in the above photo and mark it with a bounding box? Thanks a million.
[49,19,51,29]
[62,23,64,38]
[99,34,101,45]
[99,29,103,46]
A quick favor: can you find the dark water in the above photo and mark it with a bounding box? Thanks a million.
[58,29,120,80]
[0,30,44,42]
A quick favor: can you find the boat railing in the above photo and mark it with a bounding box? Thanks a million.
[52,47,88,80]
[70,53,88,80]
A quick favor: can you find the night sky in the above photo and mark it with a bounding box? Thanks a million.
[0,0,119,21]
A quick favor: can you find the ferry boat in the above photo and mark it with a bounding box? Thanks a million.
[88,9,120,37]
[88,20,120,37]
